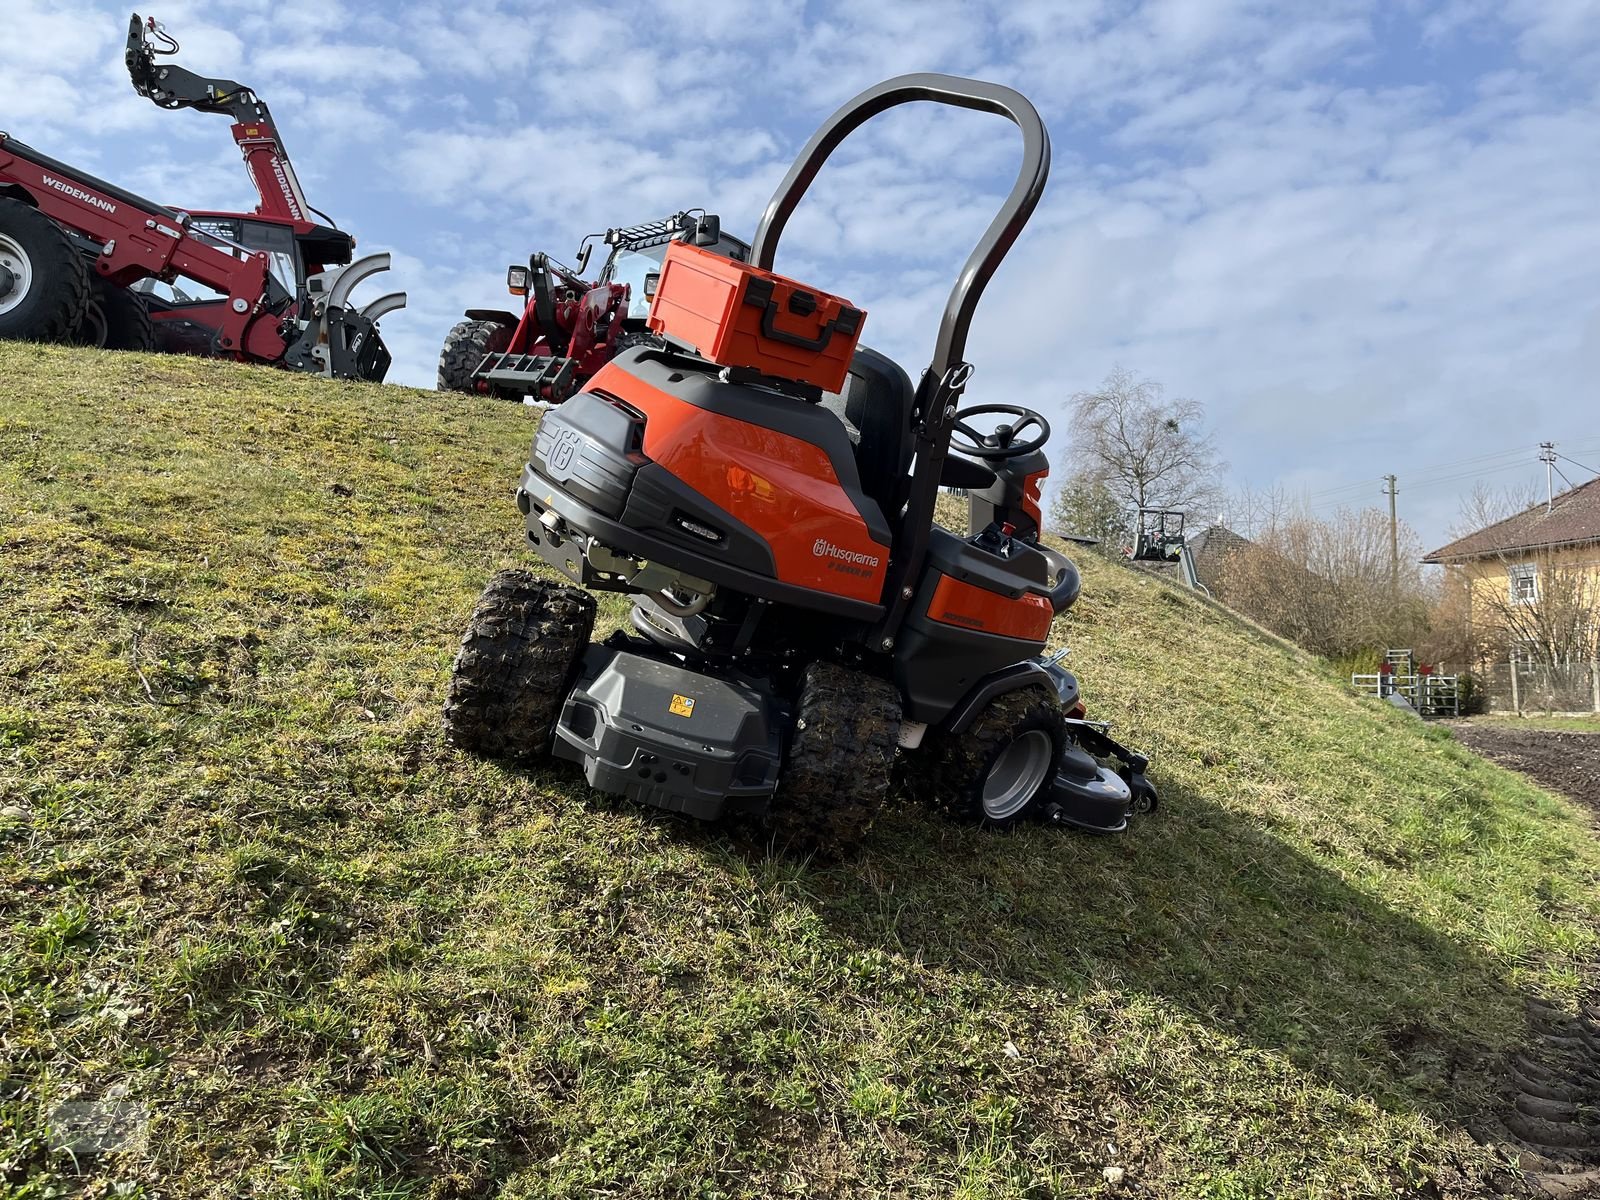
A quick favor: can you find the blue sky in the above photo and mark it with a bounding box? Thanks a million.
[7,0,1600,549]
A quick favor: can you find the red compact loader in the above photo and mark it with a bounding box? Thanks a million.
[0,14,402,380]
[438,211,748,402]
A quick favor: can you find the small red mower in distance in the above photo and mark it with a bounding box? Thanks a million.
[437,211,748,403]
[444,74,1157,849]
[0,14,403,380]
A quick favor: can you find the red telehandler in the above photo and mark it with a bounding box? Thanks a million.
[0,14,403,380]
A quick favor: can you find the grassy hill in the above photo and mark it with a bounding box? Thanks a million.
[2,344,1598,1199]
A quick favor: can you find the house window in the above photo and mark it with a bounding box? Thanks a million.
[1508,562,1538,604]
[1512,638,1540,669]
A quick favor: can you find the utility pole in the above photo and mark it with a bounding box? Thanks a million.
[1382,474,1399,593]
[1539,441,1557,512]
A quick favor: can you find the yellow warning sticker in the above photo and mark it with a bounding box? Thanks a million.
[669,694,696,718]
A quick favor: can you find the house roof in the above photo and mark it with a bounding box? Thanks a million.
[1187,524,1253,563]
[1185,524,1256,589]
[1423,475,1600,563]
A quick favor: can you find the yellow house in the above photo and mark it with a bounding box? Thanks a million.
[1423,477,1600,711]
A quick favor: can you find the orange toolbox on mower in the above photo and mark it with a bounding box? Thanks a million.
[647,241,866,393]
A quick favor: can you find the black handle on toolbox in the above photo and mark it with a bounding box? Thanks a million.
[742,279,862,352]
[750,73,1049,382]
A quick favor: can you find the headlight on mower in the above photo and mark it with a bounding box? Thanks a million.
[507,265,530,296]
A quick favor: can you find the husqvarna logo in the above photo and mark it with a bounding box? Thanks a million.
[549,428,581,473]
[812,538,880,577]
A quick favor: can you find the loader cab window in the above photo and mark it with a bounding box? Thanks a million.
[603,234,749,321]
[189,217,302,305]
[605,249,666,321]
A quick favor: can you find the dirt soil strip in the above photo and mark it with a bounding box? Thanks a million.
[1450,725,1600,1196]
[1450,725,1600,819]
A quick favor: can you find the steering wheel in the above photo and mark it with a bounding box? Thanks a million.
[950,403,1051,460]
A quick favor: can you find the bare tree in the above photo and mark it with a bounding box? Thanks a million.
[1063,366,1226,520]
[1476,554,1600,666]
[1220,483,1293,539]
[1448,480,1544,541]
[1213,505,1430,658]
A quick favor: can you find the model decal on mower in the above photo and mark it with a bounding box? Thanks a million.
[39,176,116,214]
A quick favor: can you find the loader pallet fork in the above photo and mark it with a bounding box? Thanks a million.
[0,13,403,379]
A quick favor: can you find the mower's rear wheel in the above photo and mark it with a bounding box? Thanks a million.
[770,662,901,854]
[0,198,91,344]
[443,570,595,762]
[438,318,513,394]
[95,275,155,351]
[927,687,1066,830]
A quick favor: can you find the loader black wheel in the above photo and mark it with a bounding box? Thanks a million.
[71,296,108,347]
[95,275,155,351]
[443,570,596,762]
[437,318,513,394]
[0,198,91,344]
[931,687,1065,830]
[769,662,901,854]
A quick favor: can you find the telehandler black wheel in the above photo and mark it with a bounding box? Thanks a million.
[0,198,91,344]
[770,662,901,854]
[930,687,1065,830]
[96,276,155,351]
[443,570,595,762]
[437,318,513,393]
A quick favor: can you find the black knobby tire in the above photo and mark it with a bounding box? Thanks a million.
[926,687,1066,830]
[71,296,108,347]
[442,570,596,762]
[437,318,513,393]
[0,198,91,343]
[95,275,155,351]
[770,662,902,853]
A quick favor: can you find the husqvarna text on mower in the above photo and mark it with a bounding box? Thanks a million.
[444,75,1156,849]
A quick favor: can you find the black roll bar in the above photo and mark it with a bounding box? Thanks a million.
[749,73,1051,384]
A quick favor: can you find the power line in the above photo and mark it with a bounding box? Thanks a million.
[1300,458,1537,513]
[1296,438,1600,502]
[1557,451,1600,478]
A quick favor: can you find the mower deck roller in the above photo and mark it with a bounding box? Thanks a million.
[446,73,1157,849]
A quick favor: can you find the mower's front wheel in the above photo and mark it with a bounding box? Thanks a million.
[770,663,901,854]
[927,687,1066,830]
[443,570,596,762]
[438,318,513,394]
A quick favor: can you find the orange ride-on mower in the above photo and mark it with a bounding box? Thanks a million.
[437,211,749,403]
[442,74,1157,849]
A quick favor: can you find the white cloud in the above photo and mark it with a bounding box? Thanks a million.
[7,0,1600,548]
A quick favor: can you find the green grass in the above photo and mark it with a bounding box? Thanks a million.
[1461,712,1600,734]
[3,343,1599,1198]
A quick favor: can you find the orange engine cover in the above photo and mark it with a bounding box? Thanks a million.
[927,573,1054,641]
[586,361,889,604]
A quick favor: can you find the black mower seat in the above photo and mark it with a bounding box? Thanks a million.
[820,346,915,516]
